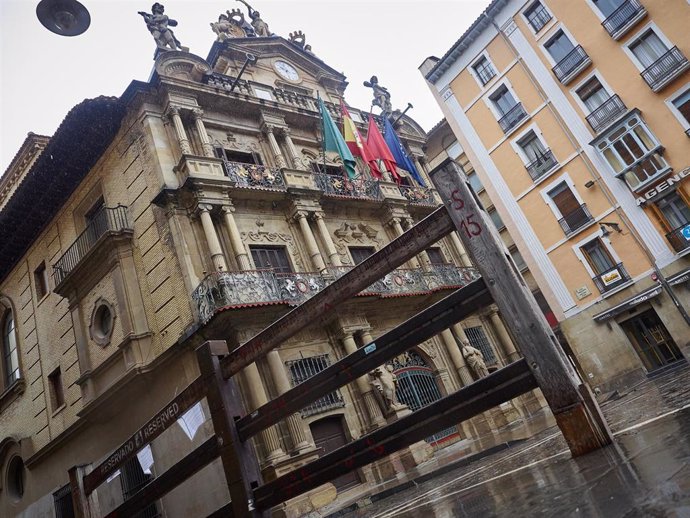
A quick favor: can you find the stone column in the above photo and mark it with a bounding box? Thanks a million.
[341,333,386,428]
[192,108,215,158]
[440,329,473,386]
[263,125,287,169]
[313,212,342,267]
[266,351,312,453]
[221,205,251,270]
[281,127,304,170]
[198,204,228,272]
[167,105,191,155]
[389,217,421,269]
[295,211,327,273]
[359,329,375,347]
[404,217,432,271]
[449,232,473,267]
[488,309,520,363]
[243,362,287,462]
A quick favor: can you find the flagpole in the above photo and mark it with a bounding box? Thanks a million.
[318,93,326,174]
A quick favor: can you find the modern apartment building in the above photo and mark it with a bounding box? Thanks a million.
[421,0,690,391]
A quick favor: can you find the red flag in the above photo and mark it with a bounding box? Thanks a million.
[341,103,383,179]
[366,115,400,182]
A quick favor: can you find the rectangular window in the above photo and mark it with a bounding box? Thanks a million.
[467,172,484,194]
[53,484,75,518]
[490,86,517,116]
[545,30,575,63]
[472,56,496,86]
[491,86,526,132]
[630,30,669,68]
[286,354,345,416]
[524,1,552,32]
[594,0,626,17]
[672,90,690,125]
[657,192,690,229]
[581,238,615,274]
[349,246,376,265]
[214,148,261,165]
[488,209,505,230]
[34,262,49,299]
[509,246,527,271]
[576,77,610,112]
[464,326,497,365]
[548,182,592,234]
[48,367,65,411]
[425,247,447,265]
[517,131,547,162]
[250,245,292,273]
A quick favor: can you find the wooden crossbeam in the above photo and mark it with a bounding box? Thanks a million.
[220,207,455,379]
[253,359,537,510]
[103,436,220,518]
[236,278,491,441]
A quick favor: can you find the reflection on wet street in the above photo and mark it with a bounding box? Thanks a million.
[331,364,690,518]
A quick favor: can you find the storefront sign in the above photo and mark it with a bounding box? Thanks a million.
[593,285,663,322]
[669,267,690,287]
[635,167,690,205]
[601,268,622,286]
[682,225,690,242]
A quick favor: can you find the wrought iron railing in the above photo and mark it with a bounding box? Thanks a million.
[497,103,528,133]
[592,262,631,293]
[526,3,552,32]
[552,45,590,83]
[399,185,436,205]
[525,150,558,181]
[602,0,645,37]
[286,355,345,417]
[557,204,594,235]
[665,223,690,253]
[586,95,628,133]
[222,160,286,190]
[314,173,383,200]
[641,47,689,91]
[53,206,130,285]
[424,264,481,290]
[277,272,328,305]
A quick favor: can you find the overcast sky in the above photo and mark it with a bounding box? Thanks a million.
[1,0,489,173]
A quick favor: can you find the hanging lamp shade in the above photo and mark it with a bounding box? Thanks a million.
[36,0,91,36]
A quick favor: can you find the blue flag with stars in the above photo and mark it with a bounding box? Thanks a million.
[383,117,426,187]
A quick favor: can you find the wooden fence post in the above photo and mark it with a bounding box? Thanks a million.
[430,158,612,456]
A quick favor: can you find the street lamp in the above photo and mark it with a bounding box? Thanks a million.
[36,0,91,36]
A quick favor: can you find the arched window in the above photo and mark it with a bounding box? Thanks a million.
[2,311,19,388]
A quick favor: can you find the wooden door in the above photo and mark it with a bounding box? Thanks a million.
[309,416,360,492]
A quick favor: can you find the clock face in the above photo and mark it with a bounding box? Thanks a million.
[274,60,299,81]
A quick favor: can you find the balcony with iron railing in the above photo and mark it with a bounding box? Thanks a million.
[53,206,132,290]
[601,0,647,39]
[497,103,528,134]
[552,46,591,84]
[586,95,628,133]
[192,264,480,323]
[665,223,690,253]
[592,262,631,293]
[398,185,436,205]
[525,150,558,181]
[222,160,287,190]
[641,47,690,92]
[557,204,594,236]
[313,173,383,200]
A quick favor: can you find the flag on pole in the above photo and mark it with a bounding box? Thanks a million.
[341,103,383,179]
[318,97,357,179]
[383,117,426,187]
[366,115,400,182]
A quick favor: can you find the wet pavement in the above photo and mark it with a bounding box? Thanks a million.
[320,363,690,518]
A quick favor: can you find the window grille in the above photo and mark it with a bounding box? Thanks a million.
[464,326,497,365]
[286,354,345,417]
[53,484,75,518]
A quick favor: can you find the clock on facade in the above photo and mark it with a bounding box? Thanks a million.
[274,60,300,81]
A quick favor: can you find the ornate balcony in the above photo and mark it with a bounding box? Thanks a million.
[222,160,286,190]
[602,0,646,39]
[399,185,436,205]
[53,206,132,290]
[525,150,558,181]
[314,173,383,200]
[665,223,690,253]
[593,263,631,293]
[424,264,482,290]
[497,103,528,134]
[640,47,690,92]
[586,95,628,134]
[557,204,594,236]
[552,46,591,84]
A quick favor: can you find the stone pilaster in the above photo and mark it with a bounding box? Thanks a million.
[166,105,191,155]
[221,204,251,270]
[313,212,342,267]
[488,309,520,363]
[387,217,421,269]
[192,108,215,158]
[263,124,287,169]
[449,232,473,267]
[280,127,304,170]
[294,211,327,273]
[197,204,228,272]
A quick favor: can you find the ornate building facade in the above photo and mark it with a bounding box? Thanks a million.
[0,10,544,517]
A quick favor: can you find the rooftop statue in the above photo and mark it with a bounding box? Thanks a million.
[210,9,254,41]
[236,0,272,37]
[138,3,183,51]
[288,30,315,55]
[363,75,393,116]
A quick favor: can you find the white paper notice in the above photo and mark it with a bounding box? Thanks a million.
[178,402,205,440]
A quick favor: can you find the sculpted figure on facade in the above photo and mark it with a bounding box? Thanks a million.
[237,0,272,37]
[289,30,313,53]
[138,3,183,51]
[370,364,406,413]
[461,339,490,379]
[363,75,393,116]
[211,9,252,40]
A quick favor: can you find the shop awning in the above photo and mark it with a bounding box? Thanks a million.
[593,285,663,322]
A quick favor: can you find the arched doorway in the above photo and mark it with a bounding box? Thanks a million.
[389,350,459,446]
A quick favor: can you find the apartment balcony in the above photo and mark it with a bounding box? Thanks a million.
[602,0,647,40]
[222,160,286,190]
[557,204,594,236]
[398,185,436,205]
[552,46,592,85]
[498,103,528,134]
[525,150,558,181]
[53,206,132,294]
[592,262,631,293]
[586,95,628,133]
[314,173,383,200]
[665,223,690,253]
[641,47,690,92]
